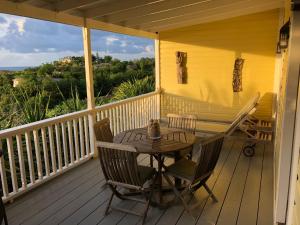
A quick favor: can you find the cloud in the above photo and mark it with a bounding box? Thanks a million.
[145,45,154,53]
[0,48,83,67]
[105,36,119,45]
[0,13,154,66]
[0,16,6,24]
[0,14,26,38]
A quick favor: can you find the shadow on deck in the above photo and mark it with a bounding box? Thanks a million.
[5,137,273,225]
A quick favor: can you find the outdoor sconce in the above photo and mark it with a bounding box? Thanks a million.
[276,19,290,53]
[276,42,282,54]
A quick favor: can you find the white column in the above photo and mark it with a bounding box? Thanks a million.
[154,35,161,120]
[154,36,161,90]
[82,26,96,157]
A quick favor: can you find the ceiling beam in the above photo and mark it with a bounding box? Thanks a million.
[119,0,246,27]
[143,0,283,32]
[15,0,33,2]
[83,0,164,18]
[54,0,104,12]
[0,0,156,39]
[101,0,211,24]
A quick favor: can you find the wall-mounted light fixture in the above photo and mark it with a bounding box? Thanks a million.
[276,19,290,54]
[276,42,282,54]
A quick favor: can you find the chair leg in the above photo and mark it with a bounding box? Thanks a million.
[150,155,154,167]
[0,199,8,225]
[141,188,154,225]
[163,173,191,214]
[105,192,114,215]
[203,183,218,202]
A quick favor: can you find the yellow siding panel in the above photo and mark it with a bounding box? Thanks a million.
[159,10,279,116]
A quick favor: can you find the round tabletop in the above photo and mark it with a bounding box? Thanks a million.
[114,127,196,154]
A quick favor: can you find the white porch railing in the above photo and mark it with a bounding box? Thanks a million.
[95,91,160,134]
[0,91,160,203]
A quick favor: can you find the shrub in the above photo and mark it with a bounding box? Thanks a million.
[112,76,154,101]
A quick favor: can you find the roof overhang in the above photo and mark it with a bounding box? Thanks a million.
[0,0,284,39]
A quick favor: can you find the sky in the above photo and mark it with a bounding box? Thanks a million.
[0,13,154,67]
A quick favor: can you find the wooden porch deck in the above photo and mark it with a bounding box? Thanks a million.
[5,136,273,225]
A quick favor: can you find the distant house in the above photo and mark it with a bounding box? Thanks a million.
[12,77,25,87]
[59,57,72,64]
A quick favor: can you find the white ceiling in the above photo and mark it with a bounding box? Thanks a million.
[1,0,284,35]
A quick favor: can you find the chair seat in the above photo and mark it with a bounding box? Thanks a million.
[166,158,196,181]
[164,147,192,158]
[138,165,156,183]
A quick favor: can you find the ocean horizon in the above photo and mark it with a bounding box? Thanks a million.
[0,66,29,71]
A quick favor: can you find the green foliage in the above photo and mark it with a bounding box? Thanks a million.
[13,89,50,123]
[47,85,86,117]
[0,56,155,128]
[112,76,155,101]
[37,63,55,77]
[104,55,112,63]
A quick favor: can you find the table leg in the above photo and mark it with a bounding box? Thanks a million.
[157,154,163,204]
[174,152,182,187]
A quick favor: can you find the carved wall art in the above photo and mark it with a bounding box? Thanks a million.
[232,57,245,92]
[175,51,187,84]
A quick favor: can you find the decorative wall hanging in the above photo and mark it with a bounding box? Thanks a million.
[232,57,245,92]
[175,51,187,84]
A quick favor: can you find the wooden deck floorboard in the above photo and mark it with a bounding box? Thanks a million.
[5,137,274,225]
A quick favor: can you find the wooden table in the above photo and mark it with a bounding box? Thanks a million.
[114,127,196,205]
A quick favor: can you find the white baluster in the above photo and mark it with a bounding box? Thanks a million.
[16,134,26,189]
[84,116,90,156]
[6,137,18,192]
[48,126,57,173]
[25,131,35,184]
[115,107,120,134]
[78,118,85,159]
[73,119,80,161]
[55,124,63,171]
[67,121,74,164]
[41,128,50,177]
[0,140,9,198]
[33,130,43,180]
[61,122,68,168]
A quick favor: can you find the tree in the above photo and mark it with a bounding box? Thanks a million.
[37,63,55,77]
[104,55,112,63]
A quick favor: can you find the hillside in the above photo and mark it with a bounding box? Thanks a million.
[0,55,155,130]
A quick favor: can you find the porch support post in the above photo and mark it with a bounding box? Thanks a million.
[155,34,161,119]
[155,35,161,90]
[82,25,96,157]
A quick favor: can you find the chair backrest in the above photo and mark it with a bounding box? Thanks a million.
[193,133,225,183]
[167,113,197,134]
[96,141,144,188]
[226,92,260,135]
[94,118,113,142]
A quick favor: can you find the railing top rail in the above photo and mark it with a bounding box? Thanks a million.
[95,91,160,111]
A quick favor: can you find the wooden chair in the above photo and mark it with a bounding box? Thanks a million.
[167,113,197,134]
[0,150,8,225]
[164,113,197,161]
[96,141,156,225]
[163,133,225,216]
[94,118,114,142]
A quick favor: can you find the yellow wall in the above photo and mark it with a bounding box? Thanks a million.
[159,10,280,112]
